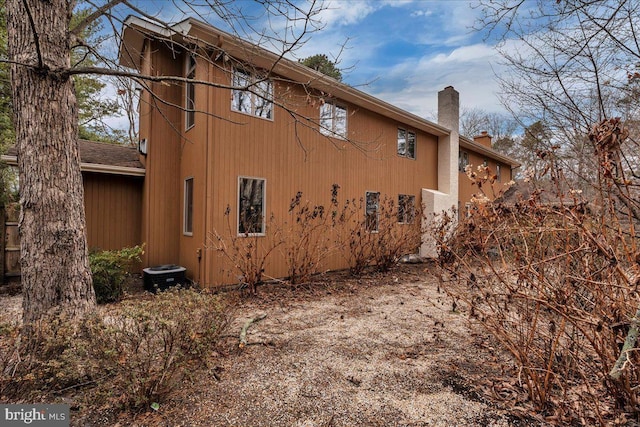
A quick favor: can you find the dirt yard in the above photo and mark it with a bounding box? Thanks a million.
[3,264,539,426]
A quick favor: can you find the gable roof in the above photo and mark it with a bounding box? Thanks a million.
[119,16,451,139]
[2,140,145,177]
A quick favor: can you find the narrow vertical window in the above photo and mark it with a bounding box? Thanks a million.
[496,164,502,182]
[184,177,194,235]
[185,54,196,130]
[365,191,380,232]
[238,177,266,235]
[458,151,469,172]
[397,128,416,159]
[398,194,415,224]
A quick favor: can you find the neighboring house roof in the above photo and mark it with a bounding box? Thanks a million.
[2,139,145,177]
[459,135,521,169]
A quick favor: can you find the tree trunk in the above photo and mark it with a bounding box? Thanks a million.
[7,0,95,325]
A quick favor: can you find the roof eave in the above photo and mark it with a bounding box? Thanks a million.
[459,137,521,168]
[120,16,451,138]
[1,155,146,177]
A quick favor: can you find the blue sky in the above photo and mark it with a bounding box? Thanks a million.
[108,0,518,127]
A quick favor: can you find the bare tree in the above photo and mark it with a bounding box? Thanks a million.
[5,0,329,326]
[478,0,640,192]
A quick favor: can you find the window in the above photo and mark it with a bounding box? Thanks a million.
[232,68,273,119]
[238,177,266,235]
[483,159,488,167]
[458,151,469,172]
[185,54,196,129]
[184,177,193,235]
[496,164,502,182]
[365,191,380,232]
[397,128,416,159]
[320,101,347,138]
[398,194,415,224]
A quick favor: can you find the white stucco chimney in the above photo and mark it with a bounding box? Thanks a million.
[437,86,459,198]
[420,86,460,258]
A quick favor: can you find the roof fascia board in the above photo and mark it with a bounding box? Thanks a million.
[459,138,520,168]
[1,155,146,177]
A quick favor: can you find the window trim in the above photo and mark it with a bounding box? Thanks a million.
[185,54,196,131]
[398,194,416,224]
[319,101,348,139]
[365,191,380,232]
[231,67,274,121]
[397,128,416,159]
[238,176,267,236]
[183,177,194,236]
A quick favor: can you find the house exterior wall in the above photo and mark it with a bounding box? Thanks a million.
[83,172,143,251]
[458,149,513,209]
[138,40,183,268]
[140,45,441,286]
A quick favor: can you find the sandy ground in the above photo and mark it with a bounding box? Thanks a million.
[3,265,538,426]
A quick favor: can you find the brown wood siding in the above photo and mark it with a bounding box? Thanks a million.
[141,44,443,286]
[83,172,143,251]
[458,149,513,209]
[200,65,439,285]
[138,40,183,268]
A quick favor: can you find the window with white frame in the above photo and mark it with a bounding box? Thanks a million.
[185,54,196,129]
[458,151,469,172]
[496,164,502,182]
[184,177,194,235]
[231,68,273,119]
[365,191,380,232]
[238,177,266,235]
[320,101,347,138]
[397,128,416,159]
[398,194,415,224]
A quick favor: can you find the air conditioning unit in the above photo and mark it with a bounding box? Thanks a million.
[143,264,186,292]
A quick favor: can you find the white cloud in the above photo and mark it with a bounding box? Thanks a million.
[315,0,380,28]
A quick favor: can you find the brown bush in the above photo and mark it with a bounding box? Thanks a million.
[0,288,231,410]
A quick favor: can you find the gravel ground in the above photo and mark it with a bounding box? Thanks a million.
[3,265,537,426]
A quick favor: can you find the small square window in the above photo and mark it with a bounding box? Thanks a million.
[320,101,347,139]
[232,68,273,119]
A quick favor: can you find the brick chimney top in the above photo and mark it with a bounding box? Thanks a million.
[473,131,492,148]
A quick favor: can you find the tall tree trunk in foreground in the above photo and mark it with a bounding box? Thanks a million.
[7,0,95,325]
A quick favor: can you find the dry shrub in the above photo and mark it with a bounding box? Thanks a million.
[0,288,231,409]
[278,186,339,284]
[209,206,283,294]
[434,119,640,425]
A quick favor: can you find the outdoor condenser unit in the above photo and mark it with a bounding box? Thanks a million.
[143,264,186,292]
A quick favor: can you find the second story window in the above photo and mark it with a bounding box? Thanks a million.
[320,101,347,139]
[185,54,196,130]
[232,68,273,119]
[397,128,416,159]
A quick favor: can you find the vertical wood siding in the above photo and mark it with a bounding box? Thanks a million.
[458,149,513,210]
[83,173,143,251]
[142,44,447,286]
